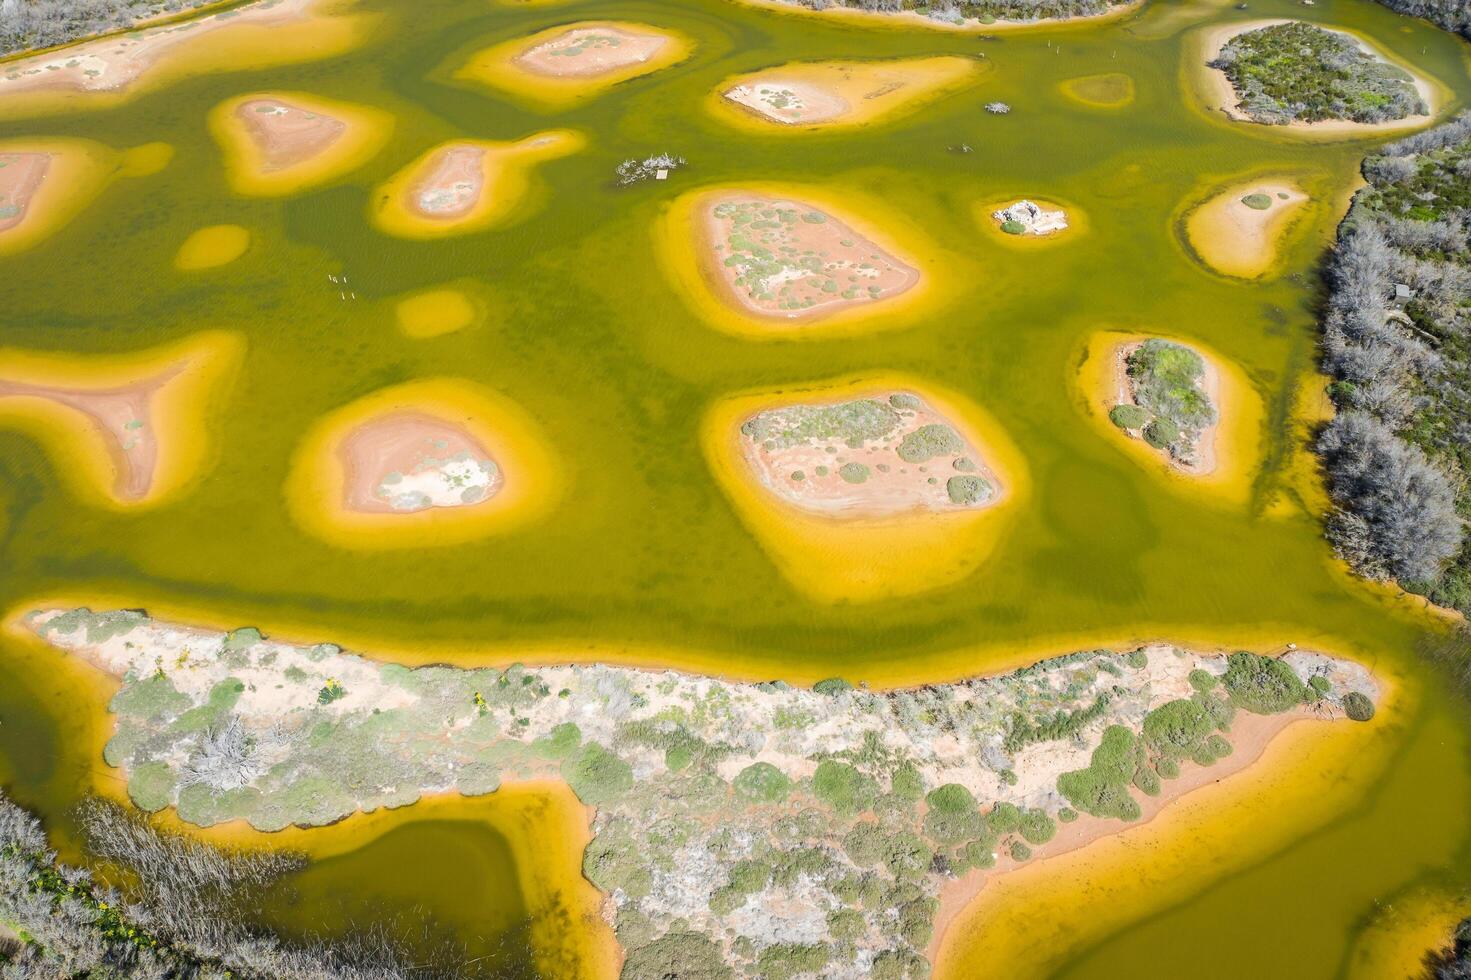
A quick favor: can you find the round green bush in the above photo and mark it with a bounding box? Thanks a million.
[1156,757,1180,779]
[1343,690,1376,722]
[1205,734,1233,759]
[813,760,878,817]
[1133,766,1161,796]
[1000,219,1026,234]
[734,761,792,803]
[897,424,963,464]
[127,761,176,813]
[1019,809,1056,844]
[946,474,992,506]
[1143,417,1181,449]
[1188,669,1218,692]
[1010,841,1032,862]
[838,462,870,484]
[1109,404,1148,430]
[562,743,633,805]
[1309,674,1331,696]
[813,677,853,696]
[1058,807,1078,823]
[1241,193,1273,210]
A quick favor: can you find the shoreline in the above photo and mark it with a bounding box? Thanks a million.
[728,0,1145,34]
[1195,19,1442,137]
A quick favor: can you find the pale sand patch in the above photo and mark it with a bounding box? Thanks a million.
[339,412,501,514]
[1058,71,1135,108]
[716,56,978,129]
[1109,339,1221,477]
[0,152,49,232]
[738,390,1004,519]
[699,192,919,321]
[173,224,250,271]
[395,287,480,339]
[729,0,1144,33]
[513,24,668,78]
[234,97,346,172]
[1195,19,1441,136]
[1184,178,1308,279]
[408,143,486,220]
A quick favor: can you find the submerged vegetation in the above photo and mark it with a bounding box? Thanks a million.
[23,609,1378,975]
[1210,21,1427,125]
[1317,112,1471,615]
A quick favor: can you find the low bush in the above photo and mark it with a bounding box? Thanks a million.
[1142,699,1214,757]
[813,760,878,817]
[1222,651,1308,713]
[562,743,633,805]
[1109,404,1148,429]
[623,932,733,980]
[1344,690,1377,722]
[734,761,792,803]
[1056,725,1143,821]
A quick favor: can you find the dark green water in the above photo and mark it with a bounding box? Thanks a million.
[1,0,1470,974]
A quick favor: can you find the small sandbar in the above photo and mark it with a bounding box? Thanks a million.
[704,374,1026,602]
[1183,177,1308,279]
[370,131,583,239]
[1193,19,1441,137]
[714,56,978,130]
[174,224,250,270]
[739,391,1003,519]
[701,192,919,321]
[339,413,501,514]
[209,91,391,196]
[0,152,49,233]
[1058,72,1135,108]
[452,21,691,107]
[0,332,242,508]
[988,198,1071,239]
[394,285,484,339]
[0,138,127,256]
[284,378,558,549]
[0,0,372,119]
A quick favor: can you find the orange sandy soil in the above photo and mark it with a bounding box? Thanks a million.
[1111,340,1221,476]
[724,77,848,124]
[339,412,501,514]
[0,0,318,95]
[0,152,50,232]
[407,143,486,220]
[233,97,347,171]
[928,707,1317,964]
[513,24,669,78]
[0,371,177,501]
[700,193,918,321]
[738,391,1002,518]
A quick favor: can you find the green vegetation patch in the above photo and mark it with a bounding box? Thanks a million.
[1222,651,1307,714]
[562,743,634,805]
[733,761,792,803]
[741,399,900,450]
[812,760,878,817]
[896,423,963,463]
[1241,193,1273,210]
[1056,725,1144,821]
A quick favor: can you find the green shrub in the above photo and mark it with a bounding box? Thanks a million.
[838,462,870,484]
[1109,404,1148,429]
[1142,699,1214,756]
[896,424,963,463]
[727,859,770,893]
[757,943,831,980]
[872,949,928,980]
[1223,651,1307,713]
[562,743,633,805]
[843,822,885,866]
[1143,417,1180,449]
[1309,674,1331,696]
[532,722,581,759]
[1125,650,1148,669]
[583,822,651,898]
[897,897,937,946]
[734,762,792,803]
[1057,725,1143,821]
[1058,807,1078,822]
[1343,690,1376,722]
[1000,219,1026,234]
[1241,193,1273,210]
[622,932,732,980]
[127,761,176,812]
[110,675,190,720]
[813,760,878,817]
[813,677,854,696]
[828,908,865,941]
[1205,734,1233,759]
[1156,757,1180,779]
[985,801,1022,835]
[959,838,996,870]
[1133,766,1161,796]
[1195,690,1236,731]
[1019,809,1056,844]
[890,761,924,801]
[946,475,991,505]
[1010,841,1032,862]
[924,784,983,845]
[882,830,933,880]
[1188,669,1218,692]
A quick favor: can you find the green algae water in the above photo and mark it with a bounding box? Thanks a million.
[1,0,1470,974]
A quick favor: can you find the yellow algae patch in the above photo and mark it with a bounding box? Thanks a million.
[656,182,954,340]
[933,675,1406,978]
[1346,884,1470,979]
[394,284,485,338]
[1076,331,1263,506]
[1181,176,1310,280]
[0,331,244,509]
[0,0,377,121]
[451,21,692,109]
[702,372,1027,604]
[1059,72,1135,108]
[1188,19,1447,140]
[0,138,135,257]
[369,130,583,240]
[710,56,980,132]
[976,196,1084,247]
[284,377,560,549]
[209,91,392,197]
[173,224,251,270]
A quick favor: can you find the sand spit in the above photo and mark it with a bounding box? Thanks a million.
[715,56,978,130]
[700,192,919,321]
[174,224,250,271]
[370,131,582,239]
[0,0,373,119]
[0,332,241,508]
[0,138,167,256]
[452,21,691,108]
[284,378,558,549]
[20,605,1379,977]
[705,374,1026,602]
[1194,19,1441,137]
[209,91,391,196]
[1183,177,1309,279]
[738,390,1004,519]
[339,412,502,514]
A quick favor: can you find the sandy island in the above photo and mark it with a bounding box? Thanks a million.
[174,224,251,271]
[1195,19,1441,137]
[1110,338,1221,476]
[0,0,372,119]
[1058,72,1135,108]
[284,378,558,549]
[370,131,582,239]
[394,285,484,339]
[209,91,392,196]
[738,390,1004,519]
[704,374,1026,602]
[451,21,691,108]
[715,56,978,130]
[699,192,920,322]
[0,332,241,508]
[1184,177,1308,279]
[338,412,502,514]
